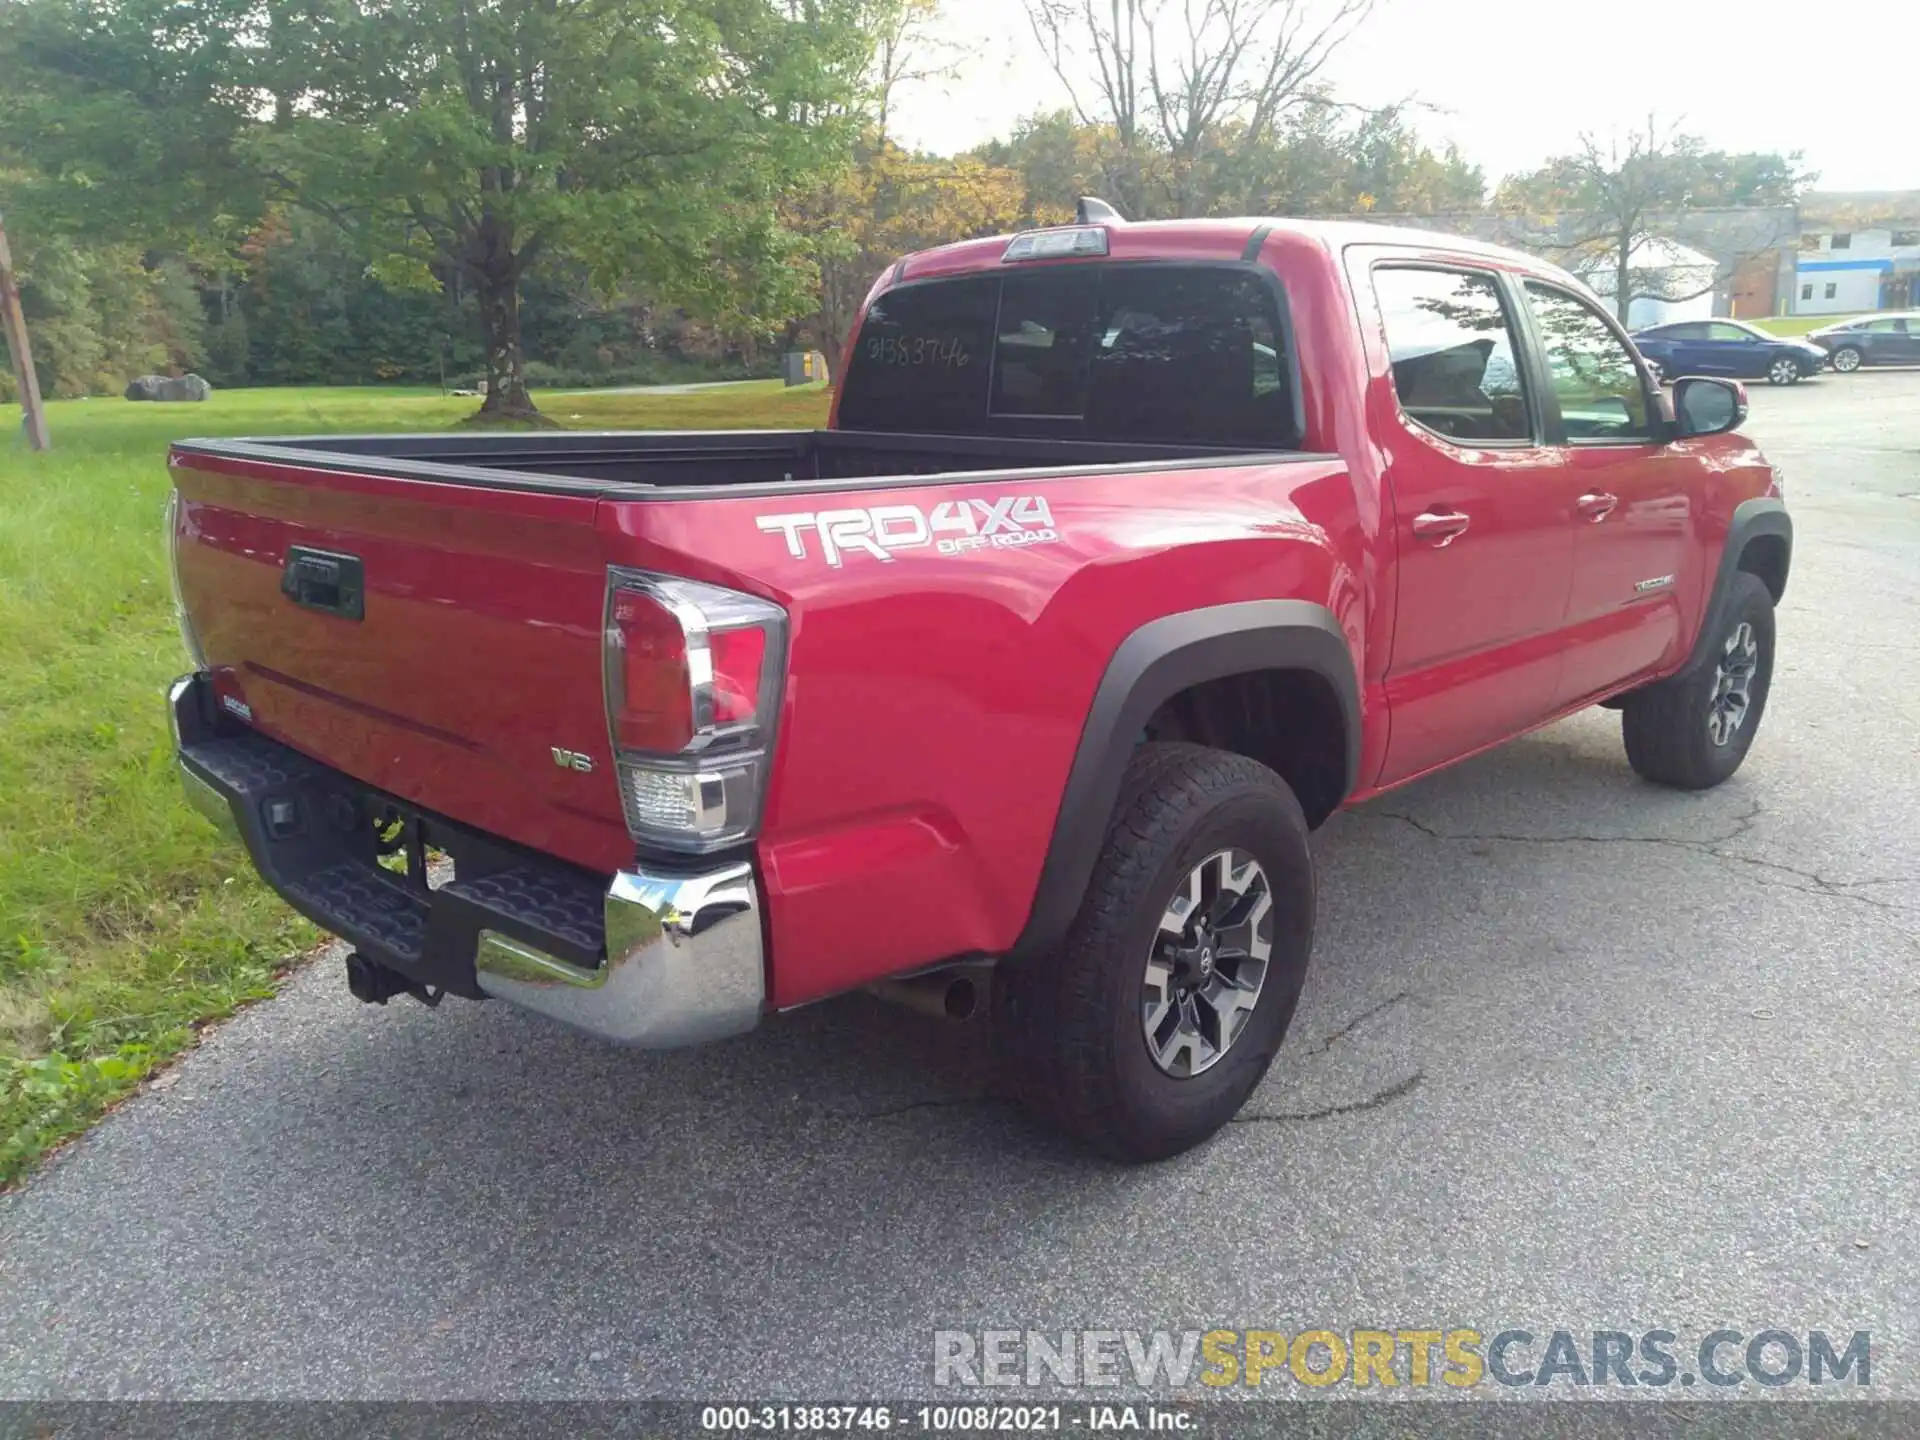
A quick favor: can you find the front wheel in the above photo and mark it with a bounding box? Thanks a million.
[1621,572,1776,789]
[1831,345,1863,374]
[1766,355,1802,386]
[996,744,1315,1162]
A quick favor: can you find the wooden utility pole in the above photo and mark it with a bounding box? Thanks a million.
[0,211,51,452]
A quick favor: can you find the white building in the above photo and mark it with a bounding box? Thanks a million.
[1795,227,1920,315]
[1574,237,1718,330]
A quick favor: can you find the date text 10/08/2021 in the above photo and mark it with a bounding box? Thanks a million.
[701,1407,1193,1433]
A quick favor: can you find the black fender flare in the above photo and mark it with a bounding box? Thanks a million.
[1012,599,1360,959]
[1682,497,1792,674]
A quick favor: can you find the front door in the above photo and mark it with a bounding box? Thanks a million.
[1363,262,1584,786]
[1517,281,1696,703]
[1697,321,1766,377]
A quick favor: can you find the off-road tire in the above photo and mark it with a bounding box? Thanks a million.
[1622,571,1776,789]
[996,744,1315,1162]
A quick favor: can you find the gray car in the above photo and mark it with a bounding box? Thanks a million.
[1806,312,1920,372]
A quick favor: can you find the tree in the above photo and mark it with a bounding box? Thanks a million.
[0,0,267,260]
[1215,96,1483,216]
[980,98,1480,224]
[1023,0,1373,217]
[0,230,200,401]
[1496,120,1810,324]
[0,0,888,418]
[1339,106,1484,214]
[788,136,1034,378]
[873,0,962,147]
[782,1,1032,377]
[975,110,1143,224]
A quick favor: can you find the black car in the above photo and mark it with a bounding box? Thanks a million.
[1629,319,1828,386]
[1806,313,1920,372]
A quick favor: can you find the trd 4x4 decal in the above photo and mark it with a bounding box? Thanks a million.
[757,496,1059,568]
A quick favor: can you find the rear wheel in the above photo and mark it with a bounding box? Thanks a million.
[997,744,1315,1162]
[1831,345,1863,374]
[1621,572,1776,789]
[1766,355,1801,386]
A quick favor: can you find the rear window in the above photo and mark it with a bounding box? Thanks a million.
[837,264,1297,448]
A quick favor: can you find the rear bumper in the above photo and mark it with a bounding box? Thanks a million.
[167,674,764,1048]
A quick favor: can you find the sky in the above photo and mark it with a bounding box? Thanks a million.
[886,0,1919,195]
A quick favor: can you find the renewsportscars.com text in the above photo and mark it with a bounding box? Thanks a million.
[933,1328,1871,1391]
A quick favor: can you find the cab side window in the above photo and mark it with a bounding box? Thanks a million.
[1522,283,1654,443]
[1372,266,1532,443]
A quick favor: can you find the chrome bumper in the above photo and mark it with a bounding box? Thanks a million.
[169,674,765,1050]
[473,863,764,1048]
[171,677,243,839]
[179,758,242,838]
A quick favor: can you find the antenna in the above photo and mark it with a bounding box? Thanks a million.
[1075,196,1126,226]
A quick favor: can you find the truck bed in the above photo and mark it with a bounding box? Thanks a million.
[168,424,1328,884]
[172,427,1279,498]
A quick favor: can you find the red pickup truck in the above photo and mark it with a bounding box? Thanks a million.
[166,213,1790,1160]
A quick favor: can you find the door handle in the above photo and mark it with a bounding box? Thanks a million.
[280,546,366,620]
[1577,492,1619,522]
[1411,509,1471,547]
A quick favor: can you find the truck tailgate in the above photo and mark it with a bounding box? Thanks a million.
[170,452,631,874]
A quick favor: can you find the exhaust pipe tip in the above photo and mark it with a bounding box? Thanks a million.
[942,975,978,1022]
[867,964,990,1023]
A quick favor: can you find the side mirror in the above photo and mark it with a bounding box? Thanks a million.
[1673,376,1746,438]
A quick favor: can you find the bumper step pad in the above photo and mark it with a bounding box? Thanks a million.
[169,673,765,1046]
[179,733,609,996]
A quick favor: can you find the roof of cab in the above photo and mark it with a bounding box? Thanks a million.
[891,215,1576,288]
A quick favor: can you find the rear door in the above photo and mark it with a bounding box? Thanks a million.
[170,456,629,871]
[1361,260,1582,785]
[1515,280,1696,704]
[1864,316,1916,361]
[1655,322,1714,374]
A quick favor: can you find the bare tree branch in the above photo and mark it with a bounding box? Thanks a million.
[1625,279,1718,304]
[873,0,963,148]
[1240,0,1371,153]
[1025,0,1374,216]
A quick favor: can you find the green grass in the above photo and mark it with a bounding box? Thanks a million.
[1745,313,1870,337]
[0,380,831,1185]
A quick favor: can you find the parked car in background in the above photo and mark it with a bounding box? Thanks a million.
[1805,313,1920,372]
[1629,319,1827,386]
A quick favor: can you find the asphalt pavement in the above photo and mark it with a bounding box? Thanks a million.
[2,369,1916,1401]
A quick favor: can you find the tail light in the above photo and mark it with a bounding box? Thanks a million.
[603,569,787,853]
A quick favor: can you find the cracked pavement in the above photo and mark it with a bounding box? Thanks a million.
[2,371,1917,1400]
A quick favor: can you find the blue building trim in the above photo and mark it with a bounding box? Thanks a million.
[1797,258,1894,273]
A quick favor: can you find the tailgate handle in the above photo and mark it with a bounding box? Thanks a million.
[280,547,365,621]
